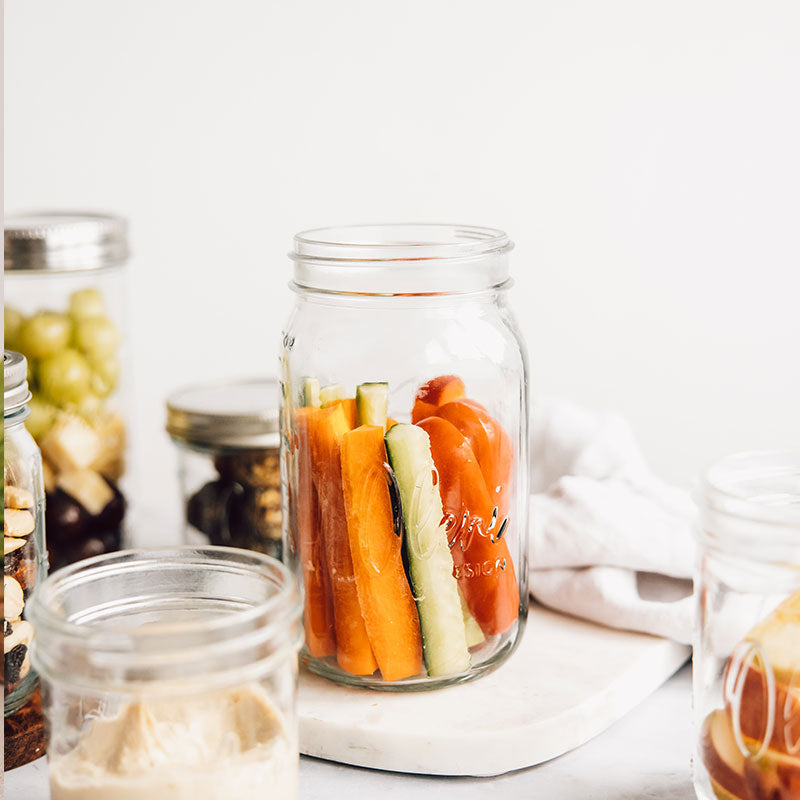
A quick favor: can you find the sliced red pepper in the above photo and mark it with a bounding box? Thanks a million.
[416,416,519,636]
[434,399,513,525]
[411,375,466,424]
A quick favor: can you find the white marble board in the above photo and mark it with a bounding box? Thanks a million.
[298,603,690,777]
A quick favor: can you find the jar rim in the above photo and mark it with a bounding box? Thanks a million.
[290,223,514,295]
[29,546,302,692]
[699,450,800,547]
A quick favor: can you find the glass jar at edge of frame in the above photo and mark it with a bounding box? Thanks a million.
[693,450,800,800]
[4,350,49,715]
[4,212,132,571]
[280,224,530,691]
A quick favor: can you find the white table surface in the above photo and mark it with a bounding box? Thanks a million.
[5,663,695,800]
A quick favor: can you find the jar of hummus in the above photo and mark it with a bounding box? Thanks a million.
[28,546,302,799]
[166,378,282,560]
[693,451,800,800]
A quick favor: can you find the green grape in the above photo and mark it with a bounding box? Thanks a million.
[74,392,104,422]
[38,349,92,405]
[26,397,57,440]
[89,354,120,397]
[4,306,25,350]
[73,316,119,357]
[18,311,72,359]
[68,288,106,320]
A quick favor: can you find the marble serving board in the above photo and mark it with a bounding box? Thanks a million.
[298,603,690,777]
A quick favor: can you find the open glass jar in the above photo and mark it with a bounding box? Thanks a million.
[694,450,800,800]
[29,546,302,800]
[280,224,530,690]
[167,378,282,559]
[4,351,48,715]
[4,212,131,570]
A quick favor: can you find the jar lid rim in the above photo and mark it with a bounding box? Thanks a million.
[4,350,31,413]
[5,211,129,273]
[166,377,280,448]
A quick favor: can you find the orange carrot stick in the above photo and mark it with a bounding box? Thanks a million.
[295,407,337,658]
[312,404,377,675]
[341,425,423,681]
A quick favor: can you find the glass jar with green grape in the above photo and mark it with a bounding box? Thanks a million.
[4,213,131,569]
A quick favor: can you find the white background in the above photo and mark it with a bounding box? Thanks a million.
[5,1,800,537]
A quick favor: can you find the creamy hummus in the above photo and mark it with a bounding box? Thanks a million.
[49,684,297,800]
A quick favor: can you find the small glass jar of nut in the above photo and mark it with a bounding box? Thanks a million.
[167,378,282,560]
[4,350,48,716]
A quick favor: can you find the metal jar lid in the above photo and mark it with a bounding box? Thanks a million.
[166,378,281,450]
[4,351,32,413]
[4,212,129,273]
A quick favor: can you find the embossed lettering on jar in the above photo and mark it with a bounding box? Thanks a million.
[280,224,530,690]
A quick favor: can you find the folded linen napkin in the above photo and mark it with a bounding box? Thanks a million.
[528,398,696,644]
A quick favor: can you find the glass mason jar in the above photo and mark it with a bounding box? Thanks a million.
[280,224,530,690]
[167,378,282,560]
[28,546,303,800]
[694,450,800,800]
[4,212,131,570]
[4,350,48,716]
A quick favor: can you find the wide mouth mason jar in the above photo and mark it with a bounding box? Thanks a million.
[280,224,530,691]
[4,212,132,571]
[4,350,48,716]
[28,546,303,800]
[694,450,800,800]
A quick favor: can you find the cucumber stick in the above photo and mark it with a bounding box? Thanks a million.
[356,382,388,427]
[459,587,486,648]
[385,423,471,677]
[302,377,320,408]
[319,384,346,406]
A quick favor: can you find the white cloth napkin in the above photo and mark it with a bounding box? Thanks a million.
[527,398,696,644]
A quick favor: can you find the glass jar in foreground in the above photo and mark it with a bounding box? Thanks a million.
[4,212,131,570]
[694,450,800,800]
[28,546,302,800]
[167,378,282,559]
[4,351,48,715]
[281,224,530,690]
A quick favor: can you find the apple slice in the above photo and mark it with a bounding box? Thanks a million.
[411,375,466,424]
[702,710,748,800]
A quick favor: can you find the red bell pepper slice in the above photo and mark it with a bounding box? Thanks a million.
[416,416,519,636]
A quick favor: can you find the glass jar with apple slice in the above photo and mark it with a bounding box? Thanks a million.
[4,213,131,570]
[4,350,48,716]
[280,224,530,690]
[694,451,800,800]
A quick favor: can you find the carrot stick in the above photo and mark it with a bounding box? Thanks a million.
[295,407,336,658]
[312,404,377,675]
[341,425,423,681]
